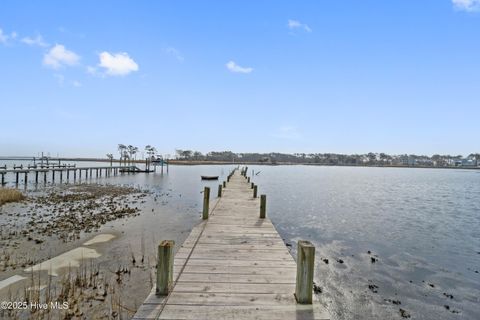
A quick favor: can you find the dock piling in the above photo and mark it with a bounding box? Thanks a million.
[260,194,266,218]
[156,240,174,296]
[253,185,258,198]
[295,240,315,304]
[203,187,210,220]
[218,184,222,197]
[223,181,226,188]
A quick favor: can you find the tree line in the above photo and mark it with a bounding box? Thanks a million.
[174,150,480,167]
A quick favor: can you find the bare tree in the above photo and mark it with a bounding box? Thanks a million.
[106,153,114,167]
[118,144,126,166]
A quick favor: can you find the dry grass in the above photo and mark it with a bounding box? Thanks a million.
[0,188,25,206]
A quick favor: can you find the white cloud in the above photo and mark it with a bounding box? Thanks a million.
[0,28,18,45]
[164,46,184,62]
[0,28,15,44]
[452,0,480,11]
[226,61,253,74]
[98,51,139,76]
[288,19,312,33]
[22,35,48,47]
[72,80,82,87]
[0,29,7,44]
[43,44,80,69]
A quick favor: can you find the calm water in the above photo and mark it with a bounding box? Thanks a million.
[249,165,480,320]
[1,162,479,319]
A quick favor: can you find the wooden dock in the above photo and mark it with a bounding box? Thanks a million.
[0,165,140,185]
[133,169,329,320]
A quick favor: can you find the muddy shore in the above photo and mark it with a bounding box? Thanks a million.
[0,182,197,319]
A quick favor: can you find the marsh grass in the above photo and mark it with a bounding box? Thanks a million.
[0,188,25,206]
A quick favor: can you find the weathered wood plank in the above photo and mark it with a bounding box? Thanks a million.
[158,305,330,320]
[174,258,297,268]
[182,265,296,275]
[166,292,297,306]
[177,273,296,284]
[172,282,296,294]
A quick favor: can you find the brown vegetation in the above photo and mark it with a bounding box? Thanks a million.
[0,188,25,206]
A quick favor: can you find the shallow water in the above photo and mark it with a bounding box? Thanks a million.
[1,162,479,319]
[248,165,480,320]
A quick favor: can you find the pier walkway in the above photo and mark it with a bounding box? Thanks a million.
[134,170,329,320]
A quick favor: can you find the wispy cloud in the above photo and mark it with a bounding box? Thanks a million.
[271,126,302,140]
[0,28,17,45]
[288,19,312,33]
[164,46,184,62]
[43,44,80,69]
[0,29,7,44]
[226,61,253,74]
[98,51,139,76]
[452,0,480,11]
[21,34,48,47]
[72,80,82,87]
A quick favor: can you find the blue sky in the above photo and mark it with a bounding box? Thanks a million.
[1,0,479,158]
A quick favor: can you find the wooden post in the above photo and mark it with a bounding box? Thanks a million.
[44,172,47,183]
[16,172,19,184]
[247,177,250,183]
[295,240,315,304]
[60,170,63,182]
[1,173,4,185]
[253,185,258,198]
[223,181,226,188]
[74,170,77,181]
[218,184,222,197]
[156,240,174,296]
[24,172,28,184]
[35,171,39,184]
[52,170,55,182]
[260,194,266,218]
[251,182,254,189]
[203,187,210,220]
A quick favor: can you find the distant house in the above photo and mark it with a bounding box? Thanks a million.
[461,158,476,167]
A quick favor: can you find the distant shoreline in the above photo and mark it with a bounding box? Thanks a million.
[0,157,478,170]
[168,160,480,170]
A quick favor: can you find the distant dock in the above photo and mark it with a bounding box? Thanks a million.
[133,168,329,320]
[0,165,141,185]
